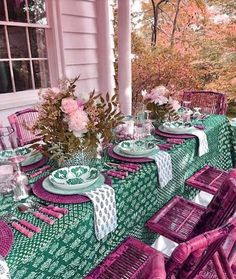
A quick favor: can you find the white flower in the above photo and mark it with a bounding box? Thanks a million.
[141,90,147,97]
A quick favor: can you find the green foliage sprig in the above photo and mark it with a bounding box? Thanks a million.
[31,77,124,164]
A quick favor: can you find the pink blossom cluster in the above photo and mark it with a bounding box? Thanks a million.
[142,86,180,111]
[61,97,89,137]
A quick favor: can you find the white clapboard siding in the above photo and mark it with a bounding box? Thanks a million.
[59,0,99,92]
[60,0,96,18]
[61,15,97,34]
[63,33,97,49]
[64,49,98,65]
[65,64,99,80]
[75,79,99,94]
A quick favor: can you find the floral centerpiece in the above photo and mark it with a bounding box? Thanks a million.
[142,85,180,123]
[31,77,124,165]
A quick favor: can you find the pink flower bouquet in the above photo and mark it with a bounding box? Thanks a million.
[32,77,123,164]
[142,86,180,122]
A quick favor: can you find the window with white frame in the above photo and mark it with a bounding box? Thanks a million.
[0,0,50,94]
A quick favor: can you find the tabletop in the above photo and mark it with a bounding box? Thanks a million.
[1,115,235,279]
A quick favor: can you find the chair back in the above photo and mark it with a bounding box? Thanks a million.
[166,218,236,279]
[190,169,236,239]
[8,108,40,146]
[182,91,227,115]
[85,236,166,279]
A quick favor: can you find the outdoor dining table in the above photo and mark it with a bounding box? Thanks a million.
[1,115,235,279]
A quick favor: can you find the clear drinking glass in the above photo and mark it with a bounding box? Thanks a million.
[0,127,17,150]
[193,107,201,120]
[143,110,155,138]
[180,101,192,123]
[0,127,17,195]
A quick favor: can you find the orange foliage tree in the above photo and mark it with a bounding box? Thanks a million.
[130,0,236,114]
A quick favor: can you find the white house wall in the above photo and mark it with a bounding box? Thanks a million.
[58,0,100,93]
[0,0,115,124]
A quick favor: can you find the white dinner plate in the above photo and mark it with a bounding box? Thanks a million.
[113,145,159,158]
[159,124,195,134]
[42,174,105,195]
[118,140,156,156]
[21,152,43,166]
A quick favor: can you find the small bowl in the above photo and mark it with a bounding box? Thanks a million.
[49,166,100,190]
[119,140,156,156]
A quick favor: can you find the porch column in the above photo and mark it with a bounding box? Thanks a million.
[118,0,132,115]
[96,0,115,95]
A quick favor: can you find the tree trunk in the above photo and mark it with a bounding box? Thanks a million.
[170,0,181,47]
[151,0,169,47]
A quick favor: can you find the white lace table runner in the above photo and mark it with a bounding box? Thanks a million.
[84,185,117,240]
[148,151,173,188]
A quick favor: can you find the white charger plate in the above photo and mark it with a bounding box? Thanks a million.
[118,140,156,156]
[159,124,195,134]
[21,152,43,166]
[0,147,43,166]
[113,145,159,158]
[42,174,105,195]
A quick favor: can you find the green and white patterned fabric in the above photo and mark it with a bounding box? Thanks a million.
[0,115,235,279]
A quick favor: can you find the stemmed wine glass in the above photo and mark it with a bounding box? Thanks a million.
[192,107,201,120]
[0,127,29,200]
[0,127,17,195]
[180,101,192,124]
[143,110,155,138]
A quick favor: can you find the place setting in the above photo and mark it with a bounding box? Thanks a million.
[32,164,112,204]
[108,112,173,188]
[155,105,209,157]
[0,128,46,173]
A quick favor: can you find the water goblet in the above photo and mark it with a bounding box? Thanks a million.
[0,127,18,195]
[8,154,29,201]
[0,127,17,150]
[193,107,201,120]
[0,164,14,195]
[143,110,155,138]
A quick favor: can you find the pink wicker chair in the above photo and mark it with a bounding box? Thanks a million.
[182,91,227,115]
[85,218,236,279]
[85,236,166,279]
[146,169,236,244]
[8,108,40,146]
[165,218,236,279]
[186,165,228,195]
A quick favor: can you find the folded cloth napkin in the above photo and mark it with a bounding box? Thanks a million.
[0,256,10,279]
[148,151,173,188]
[84,185,117,241]
[190,129,209,156]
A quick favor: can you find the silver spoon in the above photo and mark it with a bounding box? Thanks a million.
[17,203,55,225]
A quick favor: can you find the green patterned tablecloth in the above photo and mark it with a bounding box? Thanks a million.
[1,115,235,279]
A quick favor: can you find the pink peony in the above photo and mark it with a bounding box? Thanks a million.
[61,97,78,115]
[77,98,85,110]
[168,97,181,111]
[150,86,169,97]
[150,94,168,105]
[144,86,169,105]
[68,110,89,137]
